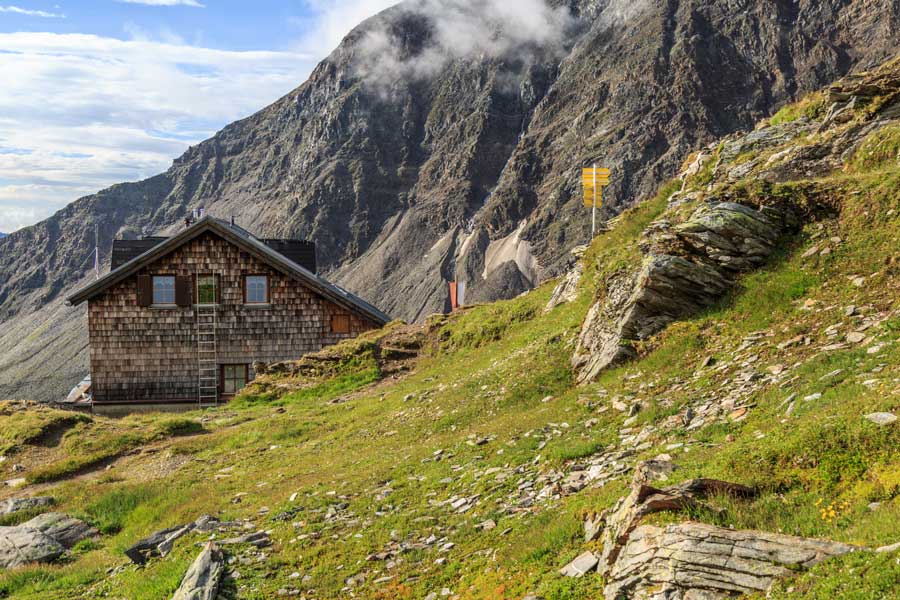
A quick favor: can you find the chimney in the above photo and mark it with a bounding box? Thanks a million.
[231,215,236,226]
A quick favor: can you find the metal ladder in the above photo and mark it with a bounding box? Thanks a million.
[196,304,218,407]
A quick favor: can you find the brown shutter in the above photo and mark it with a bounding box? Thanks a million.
[215,274,222,305]
[192,274,197,304]
[175,276,192,307]
[241,275,246,304]
[137,275,152,307]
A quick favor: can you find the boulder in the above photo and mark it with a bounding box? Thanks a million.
[0,496,54,516]
[23,512,99,549]
[604,522,857,599]
[0,525,65,568]
[171,542,224,600]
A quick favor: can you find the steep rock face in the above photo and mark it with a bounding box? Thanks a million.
[3,0,900,402]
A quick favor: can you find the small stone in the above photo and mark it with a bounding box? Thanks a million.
[475,519,496,531]
[803,393,822,402]
[559,551,598,577]
[865,413,897,426]
[801,246,819,259]
[846,331,866,344]
[852,276,866,287]
[729,407,748,421]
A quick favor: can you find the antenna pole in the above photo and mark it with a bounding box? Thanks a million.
[94,224,99,280]
[592,163,597,238]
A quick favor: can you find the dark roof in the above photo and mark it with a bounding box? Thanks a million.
[258,239,316,274]
[111,236,317,273]
[68,216,390,326]
[111,237,168,270]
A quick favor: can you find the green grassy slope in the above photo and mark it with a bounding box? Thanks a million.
[2,62,900,599]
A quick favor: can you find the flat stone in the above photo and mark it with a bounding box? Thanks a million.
[0,525,65,568]
[559,551,598,577]
[23,513,99,549]
[846,331,866,344]
[0,496,54,516]
[604,522,856,599]
[171,542,224,600]
[865,412,898,426]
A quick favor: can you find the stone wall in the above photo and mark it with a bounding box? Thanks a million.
[88,231,377,405]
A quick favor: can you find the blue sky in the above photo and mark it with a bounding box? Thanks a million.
[0,0,398,233]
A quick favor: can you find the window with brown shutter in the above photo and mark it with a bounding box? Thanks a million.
[137,274,152,307]
[175,276,192,307]
[331,314,351,334]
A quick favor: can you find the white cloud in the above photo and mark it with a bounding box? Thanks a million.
[116,0,205,7]
[0,32,316,233]
[352,0,573,91]
[0,1,404,234]
[292,0,400,54]
[0,5,65,18]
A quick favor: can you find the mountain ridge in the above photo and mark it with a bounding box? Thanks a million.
[2,0,900,403]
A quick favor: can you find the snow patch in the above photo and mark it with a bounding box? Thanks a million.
[482,220,539,284]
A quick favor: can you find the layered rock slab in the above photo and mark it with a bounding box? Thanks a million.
[171,542,224,600]
[574,200,795,383]
[604,522,857,599]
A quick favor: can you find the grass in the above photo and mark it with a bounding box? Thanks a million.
[4,68,900,599]
[770,91,826,126]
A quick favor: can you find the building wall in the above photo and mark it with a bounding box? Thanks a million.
[87,231,378,405]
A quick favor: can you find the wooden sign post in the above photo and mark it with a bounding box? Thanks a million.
[582,165,611,237]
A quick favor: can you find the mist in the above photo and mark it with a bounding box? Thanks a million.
[352,0,575,90]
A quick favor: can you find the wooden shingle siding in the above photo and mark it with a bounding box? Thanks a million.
[88,231,377,405]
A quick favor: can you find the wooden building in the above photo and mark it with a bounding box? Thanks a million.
[68,216,390,415]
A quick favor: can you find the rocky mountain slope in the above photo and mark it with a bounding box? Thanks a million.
[2,0,900,402]
[1,57,900,599]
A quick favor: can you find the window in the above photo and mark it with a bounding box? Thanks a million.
[221,364,248,395]
[197,275,217,305]
[152,276,175,305]
[244,275,268,304]
[331,314,351,334]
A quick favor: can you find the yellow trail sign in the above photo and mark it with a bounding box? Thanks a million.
[583,165,611,236]
[583,188,602,207]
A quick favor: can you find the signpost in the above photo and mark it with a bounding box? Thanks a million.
[582,165,610,237]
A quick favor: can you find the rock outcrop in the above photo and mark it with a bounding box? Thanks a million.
[574,200,797,382]
[574,55,900,383]
[171,542,224,600]
[574,462,865,599]
[597,463,756,575]
[605,522,857,599]
[4,0,900,403]
[0,512,97,568]
[24,512,99,549]
[125,514,228,565]
[0,526,64,568]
